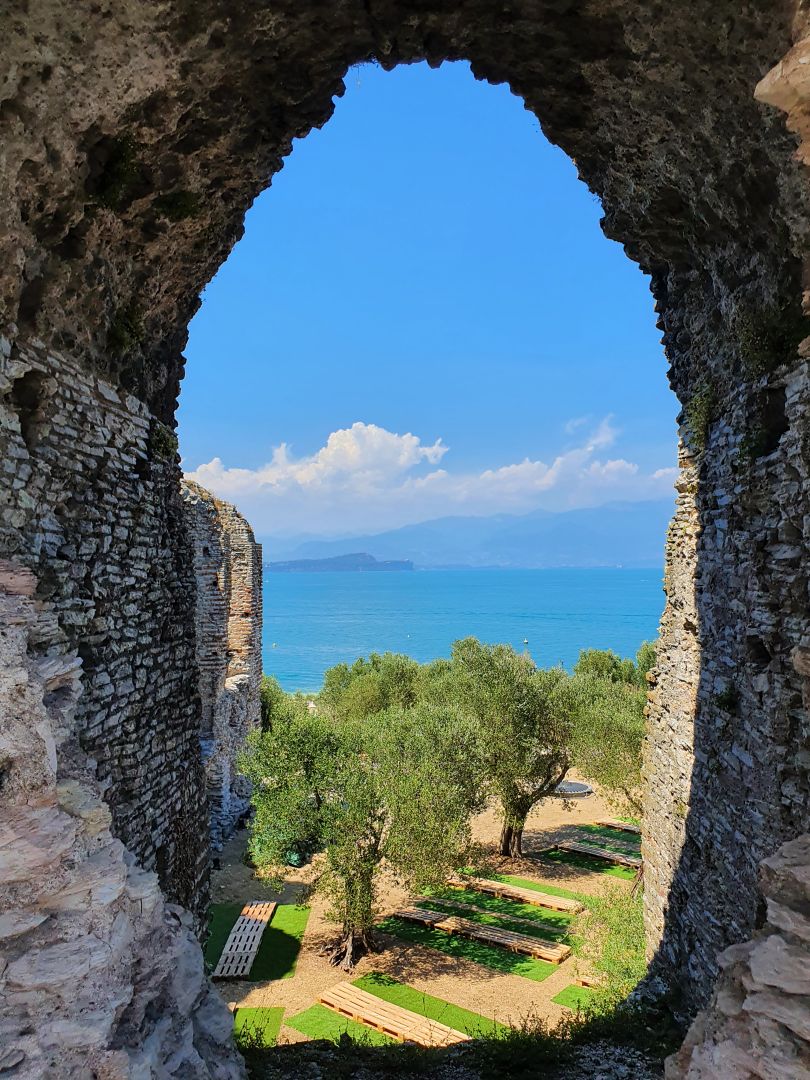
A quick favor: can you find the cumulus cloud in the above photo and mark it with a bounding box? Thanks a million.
[185,419,676,535]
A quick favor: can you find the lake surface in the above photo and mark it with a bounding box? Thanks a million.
[263,568,665,692]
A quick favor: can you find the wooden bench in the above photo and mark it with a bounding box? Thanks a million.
[395,909,571,964]
[454,875,583,914]
[212,900,276,979]
[393,907,448,926]
[416,897,564,936]
[577,833,641,855]
[556,841,642,868]
[595,818,641,835]
[318,982,470,1047]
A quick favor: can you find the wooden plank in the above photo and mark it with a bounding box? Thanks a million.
[595,818,641,835]
[393,907,448,926]
[577,834,641,854]
[212,901,276,979]
[557,841,642,868]
[456,875,584,914]
[431,914,570,963]
[414,897,564,935]
[319,983,470,1047]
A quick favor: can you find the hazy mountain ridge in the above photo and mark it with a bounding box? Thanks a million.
[262,499,673,569]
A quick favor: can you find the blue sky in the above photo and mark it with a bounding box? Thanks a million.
[180,61,678,537]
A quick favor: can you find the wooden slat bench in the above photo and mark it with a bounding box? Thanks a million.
[595,818,641,835]
[417,897,564,935]
[577,833,641,855]
[393,906,448,927]
[212,900,276,979]
[557,841,642,868]
[395,909,571,964]
[318,982,470,1047]
[453,876,583,914]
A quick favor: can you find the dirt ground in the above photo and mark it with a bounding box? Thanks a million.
[210,777,631,1042]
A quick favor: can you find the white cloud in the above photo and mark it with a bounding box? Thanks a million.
[185,419,676,535]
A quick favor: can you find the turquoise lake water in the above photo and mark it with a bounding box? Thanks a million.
[262,568,665,692]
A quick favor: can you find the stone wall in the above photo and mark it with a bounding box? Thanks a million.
[666,834,810,1079]
[181,480,262,849]
[0,562,243,1078]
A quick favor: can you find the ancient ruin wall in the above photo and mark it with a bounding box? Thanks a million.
[181,480,262,849]
[1,1,810,1064]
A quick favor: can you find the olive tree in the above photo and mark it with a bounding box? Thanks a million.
[442,637,576,858]
[239,700,484,969]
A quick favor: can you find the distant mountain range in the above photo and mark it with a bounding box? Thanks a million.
[262,499,673,569]
[265,553,414,573]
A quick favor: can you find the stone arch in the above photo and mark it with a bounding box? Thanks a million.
[2,2,810,1071]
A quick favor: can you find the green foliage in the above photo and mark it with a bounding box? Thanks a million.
[438,638,575,852]
[148,420,178,462]
[93,133,140,209]
[737,301,807,378]
[153,189,201,221]
[684,380,715,456]
[108,301,144,355]
[573,648,636,685]
[259,675,291,731]
[712,685,740,714]
[234,1008,284,1050]
[569,672,646,816]
[634,640,656,686]
[573,884,647,1007]
[240,701,484,962]
[319,652,420,721]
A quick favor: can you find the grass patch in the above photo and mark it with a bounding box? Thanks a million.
[204,903,242,969]
[234,1007,284,1047]
[354,972,510,1036]
[551,985,598,1011]
[203,902,310,980]
[618,816,641,827]
[423,885,572,929]
[286,1003,395,1045]
[484,873,587,901]
[539,850,637,880]
[576,824,642,851]
[377,916,556,982]
[415,899,569,943]
[252,904,310,980]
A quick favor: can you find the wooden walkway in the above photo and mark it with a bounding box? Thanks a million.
[557,841,642,868]
[595,818,641,835]
[319,982,470,1047]
[454,875,584,914]
[395,907,571,963]
[212,900,276,979]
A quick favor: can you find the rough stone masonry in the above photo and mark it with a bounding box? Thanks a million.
[1,0,810,1076]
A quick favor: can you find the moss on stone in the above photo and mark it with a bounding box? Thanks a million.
[149,421,179,462]
[153,190,201,222]
[684,381,715,457]
[93,134,141,210]
[108,302,144,355]
[712,686,740,714]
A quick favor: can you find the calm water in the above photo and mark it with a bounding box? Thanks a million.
[263,568,665,692]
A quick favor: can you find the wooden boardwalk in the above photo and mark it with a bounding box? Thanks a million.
[557,840,642,868]
[395,907,571,963]
[319,982,470,1047]
[212,900,276,979]
[595,818,641,835]
[454,875,584,914]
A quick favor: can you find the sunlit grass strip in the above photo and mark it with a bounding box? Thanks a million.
[423,884,573,928]
[414,898,570,942]
[203,902,310,979]
[354,972,510,1036]
[377,916,556,982]
[539,850,637,880]
[484,873,588,901]
[251,903,311,980]
[234,1006,285,1047]
[576,824,643,850]
[551,985,599,1011]
[286,1003,395,1045]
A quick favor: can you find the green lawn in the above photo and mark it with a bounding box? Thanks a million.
[539,849,637,880]
[415,898,570,942]
[422,885,573,930]
[576,824,643,850]
[551,984,598,1011]
[377,916,556,982]
[354,972,510,1036]
[204,902,311,980]
[234,1006,285,1046]
[285,1003,394,1045]
[484,873,588,902]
